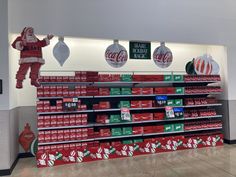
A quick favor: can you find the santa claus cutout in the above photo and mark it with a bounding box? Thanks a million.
[12,27,53,89]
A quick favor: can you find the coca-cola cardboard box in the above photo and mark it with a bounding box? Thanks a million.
[63,130,70,141]
[133,127,143,134]
[62,76,69,82]
[76,129,82,140]
[99,101,110,109]
[142,88,154,95]
[141,100,153,108]
[75,114,82,125]
[43,86,50,97]
[132,88,142,95]
[44,116,51,127]
[37,87,44,97]
[44,131,51,142]
[43,76,50,82]
[70,129,76,140]
[49,86,57,97]
[99,88,110,95]
[142,113,153,121]
[56,86,63,97]
[131,114,142,122]
[38,116,44,128]
[50,115,57,127]
[69,114,76,126]
[57,115,64,127]
[56,76,63,82]
[57,130,64,141]
[63,115,70,126]
[131,101,141,108]
[50,106,57,112]
[38,131,45,143]
[51,130,58,142]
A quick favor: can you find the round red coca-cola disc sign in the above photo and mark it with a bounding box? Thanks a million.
[105,42,128,68]
[153,42,173,68]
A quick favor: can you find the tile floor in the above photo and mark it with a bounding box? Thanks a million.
[7,144,236,177]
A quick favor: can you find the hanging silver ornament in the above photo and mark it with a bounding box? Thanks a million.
[53,36,70,66]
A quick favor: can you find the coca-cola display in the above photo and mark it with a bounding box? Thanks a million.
[105,40,128,68]
[36,71,223,168]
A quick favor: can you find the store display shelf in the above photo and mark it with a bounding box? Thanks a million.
[185,127,222,133]
[183,103,222,108]
[38,124,94,130]
[143,127,222,137]
[38,138,94,146]
[37,104,222,115]
[37,92,222,100]
[40,80,219,86]
[37,110,93,115]
[38,127,222,146]
[94,134,143,141]
[38,96,93,100]
[37,115,222,130]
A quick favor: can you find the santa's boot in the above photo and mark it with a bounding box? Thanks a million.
[16,80,23,89]
[31,80,41,87]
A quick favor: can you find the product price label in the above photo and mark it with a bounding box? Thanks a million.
[63,98,78,111]
[156,95,167,107]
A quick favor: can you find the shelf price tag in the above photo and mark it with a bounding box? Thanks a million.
[121,107,131,121]
[156,95,167,107]
[63,97,78,111]
[173,107,184,119]
[165,106,175,119]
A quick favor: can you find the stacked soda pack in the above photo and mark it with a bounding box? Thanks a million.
[36,71,223,168]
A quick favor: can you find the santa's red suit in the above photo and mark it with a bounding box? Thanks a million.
[12,27,51,88]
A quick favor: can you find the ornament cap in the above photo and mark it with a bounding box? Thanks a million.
[160,41,165,46]
[58,36,64,42]
[113,39,119,44]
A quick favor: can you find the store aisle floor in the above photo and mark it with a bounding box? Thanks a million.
[7,144,236,177]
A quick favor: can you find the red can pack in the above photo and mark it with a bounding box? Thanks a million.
[63,130,70,141]
[38,131,45,143]
[141,100,153,108]
[131,101,142,108]
[56,115,64,127]
[44,116,51,127]
[57,130,64,141]
[70,129,76,140]
[69,114,76,126]
[132,127,143,134]
[44,130,51,142]
[63,115,70,126]
[75,114,82,125]
[37,116,44,128]
[51,130,58,142]
[142,88,154,95]
[50,115,57,127]
[132,88,142,95]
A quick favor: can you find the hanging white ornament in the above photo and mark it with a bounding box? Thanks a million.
[105,40,128,68]
[153,42,173,68]
[53,36,70,66]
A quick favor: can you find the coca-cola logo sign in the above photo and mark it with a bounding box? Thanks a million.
[105,43,128,68]
[153,43,173,68]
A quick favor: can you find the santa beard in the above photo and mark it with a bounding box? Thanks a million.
[25,35,37,43]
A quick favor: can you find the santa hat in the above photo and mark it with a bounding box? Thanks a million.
[21,27,35,40]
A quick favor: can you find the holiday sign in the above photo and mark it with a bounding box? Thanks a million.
[129,41,151,59]
[105,40,128,68]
